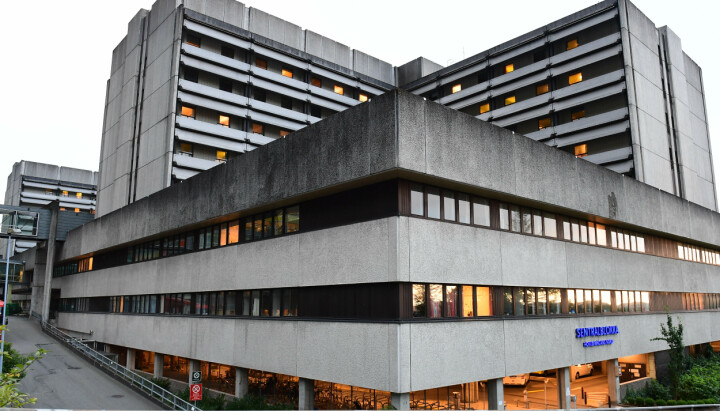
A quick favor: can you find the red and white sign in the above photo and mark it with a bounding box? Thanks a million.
[190,383,202,401]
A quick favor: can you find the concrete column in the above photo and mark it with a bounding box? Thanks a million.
[557,367,572,409]
[298,378,314,410]
[41,202,59,322]
[391,392,410,410]
[188,359,201,386]
[154,353,164,378]
[127,349,136,370]
[235,367,248,398]
[487,377,505,410]
[648,353,657,378]
[606,359,620,406]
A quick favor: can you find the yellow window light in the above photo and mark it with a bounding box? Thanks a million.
[359,93,368,102]
[479,103,490,114]
[219,115,230,127]
[569,72,583,85]
[451,84,462,94]
[575,144,588,158]
[505,96,516,106]
[281,69,293,78]
[504,64,514,74]
[334,85,344,95]
[181,106,195,117]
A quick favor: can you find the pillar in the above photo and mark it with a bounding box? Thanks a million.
[298,378,314,410]
[557,367,572,409]
[606,359,620,405]
[154,353,164,378]
[391,392,410,410]
[127,349,136,370]
[188,359,201,386]
[235,367,248,398]
[41,201,59,322]
[487,377,505,410]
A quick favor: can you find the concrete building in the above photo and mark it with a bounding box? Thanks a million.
[24,91,720,409]
[96,0,716,219]
[21,0,720,409]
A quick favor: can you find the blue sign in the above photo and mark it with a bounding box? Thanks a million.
[575,325,618,348]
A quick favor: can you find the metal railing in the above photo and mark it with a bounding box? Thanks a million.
[39,319,200,411]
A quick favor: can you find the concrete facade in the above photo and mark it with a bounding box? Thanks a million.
[45,91,720,408]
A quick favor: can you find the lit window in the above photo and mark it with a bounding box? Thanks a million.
[311,77,322,87]
[479,103,490,114]
[575,144,588,158]
[252,123,264,134]
[255,58,267,69]
[45,189,53,195]
[504,96,516,106]
[504,64,514,74]
[334,85,344,95]
[62,190,69,197]
[569,72,583,85]
[359,93,368,102]
[536,84,549,95]
[567,39,579,50]
[451,84,462,94]
[185,34,201,47]
[60,207,66,211]
[216,150,226,163]
[571,109,585,121]
[180,142,193,155]
[280,130,290,137]
[218,115,230,127]
[76,192,82,199]
[180,106,195,118]
[538,118,551,129]
[281,68,293,78]
[74,208,80,213]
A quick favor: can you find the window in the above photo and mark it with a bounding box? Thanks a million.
[281,68,293,78]
[476,286,492,316]
[185,34,201,47]
[479,103,490,114]
[571,109,585,121]
[310,105,321,118]
[427,187,440,219]
[285,206,299,233]
[412,284,426,317]
[568,72,583,85]
[255,58,267,69]
[74,208,80,213]
[358,93,368,102]
[219,78,232,93]
[311,77,322,87]
[574,144,587,158]
[472,197,490,227]
[458,194,470,224]
[503,287,513,316]
[567,289,576,313]
[548,289,561,314]
[504,64,514,74]
[180,142,193,156]
[536,83,549,95]
[462,286,474,317]
[538,118,551,129]
[429,284,442,318]
[445,286,457,317]
[220,46,234,59]
[499,203,509,230]
[544,213,557,238]
[218,115,230,127]
[567,39,579,50]
[451,84,462,94]
[180,106,195,118]
[505,96,516,106]
[253,89,266,102]
[281,96,293,110]
[334,85,344,95]
[76,192,82,199]
[216,151,226,163]
[410,184,424,216]
[252,123,264,134]
[280,130,291,137]
[184,68,198,83]
[442,191,455,221]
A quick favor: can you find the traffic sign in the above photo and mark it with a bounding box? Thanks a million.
[190,383,202,401]
[191,371,202,383]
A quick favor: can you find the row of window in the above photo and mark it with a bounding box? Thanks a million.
[53,205,300,277]
[58,283,720,320]
[408,183,720,266]
[184,32,370,102]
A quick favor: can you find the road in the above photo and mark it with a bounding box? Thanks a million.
[7,316,159,410]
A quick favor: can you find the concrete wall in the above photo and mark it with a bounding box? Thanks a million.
[62,90,720,262]
[396,57,444,87]
[4,161,98,205]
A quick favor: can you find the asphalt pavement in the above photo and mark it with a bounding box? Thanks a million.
[7,315,159,410]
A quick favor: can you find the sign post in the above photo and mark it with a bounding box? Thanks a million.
[190,371,202,404]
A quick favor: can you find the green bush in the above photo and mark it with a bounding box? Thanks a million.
[149,377,171,391]
[655,399,666,406]
[677,361,720,402]
[1,343,30,376]
[667,399,677,405]
[676,400,688,405]
[643,397,655,406]
[643,378,672,400]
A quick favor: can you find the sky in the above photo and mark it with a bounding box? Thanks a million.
[1,0,719,202]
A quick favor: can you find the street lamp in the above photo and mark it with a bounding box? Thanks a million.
[0,226,22,372]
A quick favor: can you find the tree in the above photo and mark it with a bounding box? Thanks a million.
[0,326,46,408]
[651,310,685,398]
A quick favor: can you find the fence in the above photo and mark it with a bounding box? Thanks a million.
[38,318,200,411]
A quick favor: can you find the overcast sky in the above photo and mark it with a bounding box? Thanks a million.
[1,0,719,204]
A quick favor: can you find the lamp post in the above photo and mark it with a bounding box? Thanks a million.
[0,223,21,373]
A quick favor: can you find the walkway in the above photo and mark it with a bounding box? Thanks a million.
[7,316,159,410]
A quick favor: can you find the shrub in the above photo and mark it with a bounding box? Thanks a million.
[642,378,672,400]
[149,377,171,391]
[677,361,720,401]
[676,400,688,405]
[643,397,655,406]
[667,399,677,405]
[655,399,666,406]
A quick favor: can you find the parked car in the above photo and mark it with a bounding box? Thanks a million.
[570,363,593,380]
[503,373,530,386]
